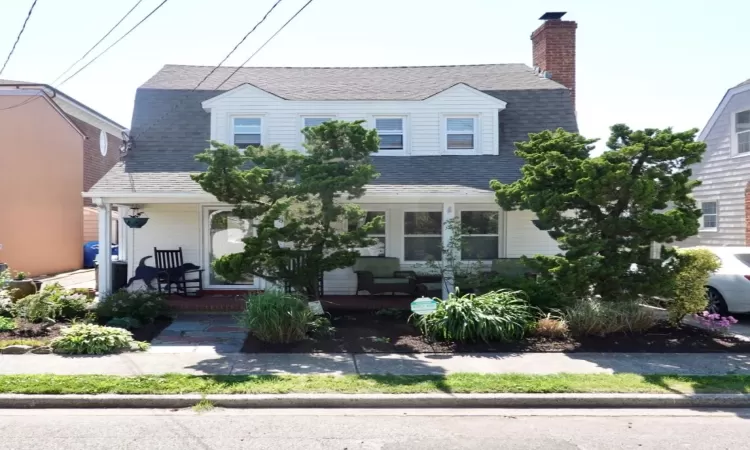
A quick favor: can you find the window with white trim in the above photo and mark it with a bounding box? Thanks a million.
[460,211,499,260]
[446,117,476,150]
[736,110,750,154]
[301,117,333,145]
[348,211,386,256]
[233,117,261,149]
[404,211,442,261]
[701,201,718,230]
[375,118,404,151]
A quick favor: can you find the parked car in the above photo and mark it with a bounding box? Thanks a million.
[685,247,750,315]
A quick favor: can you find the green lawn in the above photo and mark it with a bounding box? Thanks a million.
[0,373,748,395]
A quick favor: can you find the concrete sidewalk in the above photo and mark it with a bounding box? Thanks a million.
[1,352,749,376]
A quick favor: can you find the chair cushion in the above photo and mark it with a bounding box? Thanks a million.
[353,257,400,278]
[372,277,412,285]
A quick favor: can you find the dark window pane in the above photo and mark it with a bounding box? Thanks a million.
[404,237,442,261]
[703,215,717,228]
[447,134,474,149]
[375,118,403,131]
[378,134,403,150]
[404,211,442,235]
[735,254,750,268]
[461,236,499,260]
[739,132,750,153]
[234,133,261,148]
[701,202,717,215]
[461,211,498,235]
[303,118,331,128]
[737,110,750,127]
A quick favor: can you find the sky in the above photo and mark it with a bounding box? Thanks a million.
[1,0,749,151]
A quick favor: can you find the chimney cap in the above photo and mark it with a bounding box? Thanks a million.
[539,12,567,20]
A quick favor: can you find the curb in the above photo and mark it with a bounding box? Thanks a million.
[2,393,750,409]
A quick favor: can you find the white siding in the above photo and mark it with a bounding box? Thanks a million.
[125,204,201,290]
[205,84,502,156]
[505,210,560,257]
[689,89,750,246]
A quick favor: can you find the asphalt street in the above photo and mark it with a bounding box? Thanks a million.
[0,408,748,449]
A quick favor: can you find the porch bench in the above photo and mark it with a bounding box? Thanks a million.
[353,257,420,296]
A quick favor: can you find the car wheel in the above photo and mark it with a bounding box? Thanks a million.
[707,287,729,316]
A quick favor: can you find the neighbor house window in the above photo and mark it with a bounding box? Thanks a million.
[701,201,717,230]
[301,117,333,145]
[736,110,750,154]
[460,211,499,260]
[375,118,404,151]
[233,118,262,148]
[446,117,476,150]
[349,211,386,256]
[404,211,442,261]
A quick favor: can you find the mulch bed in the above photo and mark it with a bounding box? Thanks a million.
[240,310,750,353]
[0,316,173,345]
[0,319,64,342]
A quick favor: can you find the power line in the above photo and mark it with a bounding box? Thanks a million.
[216,0,314,90]
[58,0,170,87]
[0,0,39,76]
[131,0,313,141]
[194,0,283,90]
[50,0,145,86]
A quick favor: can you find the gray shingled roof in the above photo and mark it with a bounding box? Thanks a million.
[91,64,577,195]
[737,78,750,88]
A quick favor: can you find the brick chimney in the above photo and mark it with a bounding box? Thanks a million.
[531,12,577,106]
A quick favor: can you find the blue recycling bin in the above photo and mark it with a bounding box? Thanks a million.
[83,241,118,268]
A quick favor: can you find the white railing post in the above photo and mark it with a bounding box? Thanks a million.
[442,202,456,299]
[97,202,113,295]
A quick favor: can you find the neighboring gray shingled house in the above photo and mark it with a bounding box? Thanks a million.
[684,77,750,247]
[87,14,579,297]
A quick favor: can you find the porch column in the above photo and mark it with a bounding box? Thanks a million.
[442,202,456,299]
[116,206,128,262]
[97,202,113,295]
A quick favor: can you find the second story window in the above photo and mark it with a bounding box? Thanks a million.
[233,118,261,149]
[303,117,332,128]
[375,118,404,151]
[736,110,750,155]
[446,117,476,150]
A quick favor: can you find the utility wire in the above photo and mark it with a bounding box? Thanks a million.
[131,0,312,141]
[215,0,314,90]
[50,0,145,86]
[0,96,39,111]
[0,0,39,76]
[194,0,284,90]
[58,0,170,87]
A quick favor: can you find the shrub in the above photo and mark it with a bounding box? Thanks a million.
[665,248,721,325]
[96,290,168,324]
[564,299,656,337]
[12,283,92,322]
[413,290,534,343]
[476,275,572,311]
[237,291,314,343]
[0,291,13,318]
[308,316,335,338]
[534,313,568,338]
[50,324,149,355]
[106,317,142,330]
[0,316,16,332]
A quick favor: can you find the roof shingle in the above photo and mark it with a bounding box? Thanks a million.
[91,64,577,195]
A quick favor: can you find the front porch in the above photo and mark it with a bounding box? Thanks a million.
[90,193,560,301]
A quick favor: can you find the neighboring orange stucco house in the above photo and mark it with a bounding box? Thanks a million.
[0,83,127,276]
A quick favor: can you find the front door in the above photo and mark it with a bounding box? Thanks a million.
[202,207,258,289]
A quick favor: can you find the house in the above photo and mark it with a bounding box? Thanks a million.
[686,78,750,246]
[0,82,127,276]
[86,13,578,297]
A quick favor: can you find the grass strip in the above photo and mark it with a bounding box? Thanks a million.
[0,373,749,395]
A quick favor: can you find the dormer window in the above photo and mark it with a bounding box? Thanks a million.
[375,118,404,150]
[736,110,750,155]
[446,117,476,151]
[233,117,262,149]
